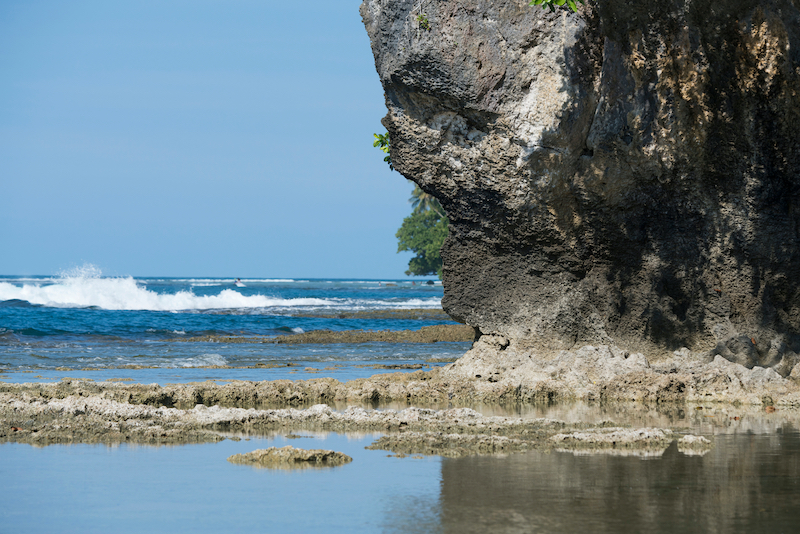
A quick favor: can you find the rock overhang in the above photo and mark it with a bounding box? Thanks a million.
[361,0,800,373]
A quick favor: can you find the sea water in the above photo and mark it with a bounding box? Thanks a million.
[4,268,800,532]
[1,415,799,533]
[0,267,469,383]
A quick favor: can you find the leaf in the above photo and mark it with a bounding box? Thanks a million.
[529,0,583,12]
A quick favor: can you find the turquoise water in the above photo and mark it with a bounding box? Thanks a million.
[2,421,799,533]
[0,269,469,383]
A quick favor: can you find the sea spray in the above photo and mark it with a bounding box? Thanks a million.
[0,267,350,311]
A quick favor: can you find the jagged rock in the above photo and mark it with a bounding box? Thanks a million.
[361,0,800,369]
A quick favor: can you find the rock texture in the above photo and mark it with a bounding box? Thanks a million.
[227,446,352,468]
[4,352,800,412]
[1,388,721,457]
[361,0,800,370]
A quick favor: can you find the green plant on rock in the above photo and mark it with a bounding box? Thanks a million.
[529,0,584,12]
[416,13,431,31]
[373,132,393,171]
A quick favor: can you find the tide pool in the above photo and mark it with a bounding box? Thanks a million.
[2,410,799,533]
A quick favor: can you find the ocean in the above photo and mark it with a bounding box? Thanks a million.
[0,266,469,384]
[3,268,800,533]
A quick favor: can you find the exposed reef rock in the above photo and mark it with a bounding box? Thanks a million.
[177,324,475,344]
[228,446,352,468]
[3,350,800,412]
[550,426,677,453]
[0,389,719,457]
[361,0,800,370]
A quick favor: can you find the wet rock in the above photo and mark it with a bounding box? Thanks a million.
[177,324,475,344]
[0,390,641,456]
[0,393,222,445]
[677,434,713,456]
[367,432,534,458]
[550,427,674,452]
[227,446,352,469]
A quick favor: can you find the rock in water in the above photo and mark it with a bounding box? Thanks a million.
[227,446,352,469]
[361,0,800,372]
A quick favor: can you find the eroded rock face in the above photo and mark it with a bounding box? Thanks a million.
[361,0,800,368]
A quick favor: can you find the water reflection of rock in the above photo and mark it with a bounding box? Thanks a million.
[438,428,800,533]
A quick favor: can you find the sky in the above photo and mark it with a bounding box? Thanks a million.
[0,0,419,279]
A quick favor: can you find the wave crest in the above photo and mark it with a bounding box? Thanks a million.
[0,267,331,312]
[0,265,443,312]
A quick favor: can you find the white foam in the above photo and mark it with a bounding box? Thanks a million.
[173,354,228,367]
[0,266,443,312]
[341,298,442,309]
[0,266,337,311]
[152,278,296,284]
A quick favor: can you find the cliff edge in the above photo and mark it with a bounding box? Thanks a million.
[362,0,800,374]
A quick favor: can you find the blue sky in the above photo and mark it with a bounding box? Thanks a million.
[0,0,418,278]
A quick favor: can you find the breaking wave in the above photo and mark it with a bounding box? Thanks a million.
[0,266,333,311]
[0,265,442,312]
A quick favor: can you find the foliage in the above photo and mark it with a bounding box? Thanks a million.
[529,0,584,12]
[410,185,444,217]
[396,208,449,278]
[373,132,393,171]
[416,14,430,31]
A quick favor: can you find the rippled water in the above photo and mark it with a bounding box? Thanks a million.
[2,407,799,533]
[0,271,469,382]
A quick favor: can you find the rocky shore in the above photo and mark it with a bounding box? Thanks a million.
[6,341,796,409]
[3,341,799,455]
[1,386,719,458]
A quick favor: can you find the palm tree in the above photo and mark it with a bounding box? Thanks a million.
[410,185,444,217]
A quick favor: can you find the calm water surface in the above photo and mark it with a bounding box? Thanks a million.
[2,412,799,533]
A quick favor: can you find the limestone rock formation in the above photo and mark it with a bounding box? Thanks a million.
[361,0,800,371]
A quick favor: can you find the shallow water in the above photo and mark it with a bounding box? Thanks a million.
[2,411,799,533]
[0,434,441,534]
[438,430,800,534]
[0,339,467,385]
